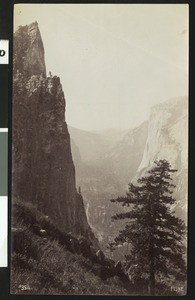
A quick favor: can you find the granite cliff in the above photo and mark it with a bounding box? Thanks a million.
[12,22,96,242]
[69,97,188,257]
[134,97,188,221]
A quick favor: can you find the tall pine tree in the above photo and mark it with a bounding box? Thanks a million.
[110,160,186,295]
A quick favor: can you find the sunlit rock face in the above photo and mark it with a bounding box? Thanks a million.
[135,97,188,221]
[12,22,97,244]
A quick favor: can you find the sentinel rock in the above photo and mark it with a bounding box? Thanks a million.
[12,22,97,243]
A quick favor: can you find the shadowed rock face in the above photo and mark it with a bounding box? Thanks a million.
[12,22,97,242]
[13,22,46,78]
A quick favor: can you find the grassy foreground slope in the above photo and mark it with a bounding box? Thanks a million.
[11,200,132,295]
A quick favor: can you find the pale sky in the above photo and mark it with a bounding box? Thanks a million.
[14,4,188,131]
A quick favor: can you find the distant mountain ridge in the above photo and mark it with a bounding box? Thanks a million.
[68,126,127,164]
[69,120,148,258]
[69,96,188,257]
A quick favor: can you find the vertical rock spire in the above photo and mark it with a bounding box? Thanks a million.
[13,21,46,77]
[12,22,97,244]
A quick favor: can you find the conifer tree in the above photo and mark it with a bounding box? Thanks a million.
[110,160,186,295]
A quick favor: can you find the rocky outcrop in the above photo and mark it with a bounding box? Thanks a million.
[134,97,188,221]
[14,22,46,78]
[12,22,97,243]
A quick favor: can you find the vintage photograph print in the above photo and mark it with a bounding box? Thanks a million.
[11,4,188,296]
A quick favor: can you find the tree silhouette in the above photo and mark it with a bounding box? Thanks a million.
[110,160,186,295]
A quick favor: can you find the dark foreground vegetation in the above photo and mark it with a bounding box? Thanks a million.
[110,160,187,295]
[11,199,132,295]
[11,160,186,295]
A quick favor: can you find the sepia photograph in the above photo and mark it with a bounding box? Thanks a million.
[11,3,188,295]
